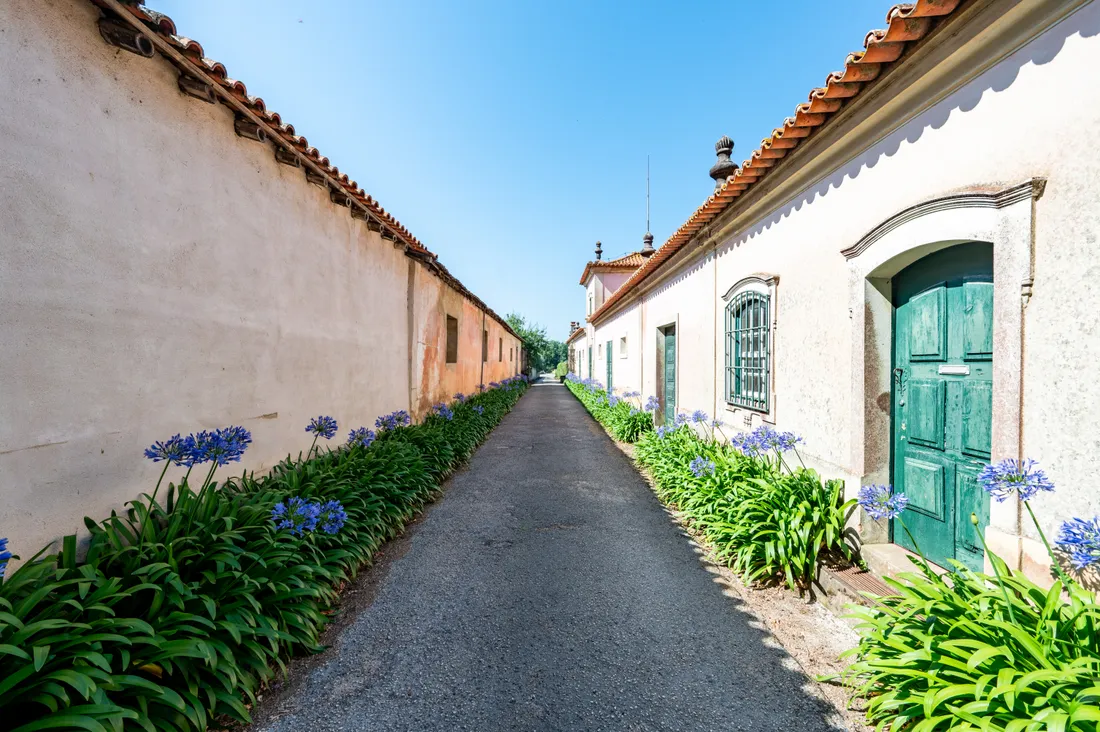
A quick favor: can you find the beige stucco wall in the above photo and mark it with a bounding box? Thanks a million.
[0,0,518,557]
[587,1,1100,578]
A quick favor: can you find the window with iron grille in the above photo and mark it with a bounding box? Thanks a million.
[724,291,770,410]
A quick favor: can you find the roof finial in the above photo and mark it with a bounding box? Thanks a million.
[594,241,602,261]
[709,136,737,191]
[641,155,655,257]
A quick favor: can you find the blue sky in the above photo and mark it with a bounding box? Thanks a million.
[154,0,891,340]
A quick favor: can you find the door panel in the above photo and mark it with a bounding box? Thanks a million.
[892,242,993,572]
[907,286,947,361]
[902,455,946,521]
[963,282,994,360]
[606,341,613,392]
[663,327,676,425]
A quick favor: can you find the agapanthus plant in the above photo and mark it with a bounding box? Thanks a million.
[347,427,375,448]
[0,537,11,579]
[857,484,909,521]
[644,396,660,412]
[454,393,467,403]
[431,403,454,421]
[305,415,338,440]
[473,405,485,415]
[689,456,716,478]
[196,425,253,466]
[690,410,709,425]
[317,500,348,535]
[655,426,670,439]
[271,496,321,536]
[1057,517,1100,570]
[143,433,194,466]
[978,458,1054,503]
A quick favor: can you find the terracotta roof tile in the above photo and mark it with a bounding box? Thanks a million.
[578,250,648,285]
[566,327,586,344]
[89,0,521,341]
[589,0,963,324]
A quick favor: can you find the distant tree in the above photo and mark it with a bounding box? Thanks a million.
[505,313,564,373]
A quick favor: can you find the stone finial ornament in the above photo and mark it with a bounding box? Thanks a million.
[595,241,603,261]
[709,136,738,190]
[641,231,655,257]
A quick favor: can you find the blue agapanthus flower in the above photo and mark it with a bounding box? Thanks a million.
[192,426,252,466]
[454,393,467,403]
[710,418,725,429]
[655,426,669,439]
[317,500,348,535]
[729,431,762,457]
[689,456,716,477]
[674,413,689,428]
[978,459,1054,503]
[473,405,485,415]
[1057,517,1100,570]
[143,433,194,466]
[858,484,909,521]
[432,403,454,421]
[347,427,375,448]
[690,410,709,425]
[271,497,321,536]
[644,396,660,412]
[305,416,338,440]
[477,383,487,392]
[489,381,501,389]
[608,395,621,407]
[0,538,11,578]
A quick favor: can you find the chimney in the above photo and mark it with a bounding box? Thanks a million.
[709,136,738,190]
[641,231,655,257]
[594,241,603,261]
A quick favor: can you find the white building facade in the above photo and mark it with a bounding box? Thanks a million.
[574,0,1100,584]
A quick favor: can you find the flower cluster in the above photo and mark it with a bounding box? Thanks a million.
[710,418,725,429]
[0,537,11,578]
[272,497,347,536]
[347,427,376,448]
[489,381,500,389]
[690,410,709,425]
[318,500,348,534]
[858,484,909,521]
[145,426,252,468]
[623,390,641,399]
[432,403,455,421]
[978,458,1054,503]
[498,375,529,391]
[608,395,621,407]
[305,416,338,440]
[730,425,802,457]
[477,383,486,392]
[375,410,411,431]
[454,393,467,403]
[655,426,670,439]
[689,456,716,478]
[1057,517,1100,570]
[271,497,321,536]
[644,395,660,412]
[674,413,690,428]
[473,405,485,415]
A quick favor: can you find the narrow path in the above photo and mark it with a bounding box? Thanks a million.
[250,383,844,732]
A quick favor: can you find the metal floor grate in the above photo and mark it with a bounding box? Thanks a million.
[829,564,894,598]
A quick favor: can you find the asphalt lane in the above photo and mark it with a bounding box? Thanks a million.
[251,382,844,732]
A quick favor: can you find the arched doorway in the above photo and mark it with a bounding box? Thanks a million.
[891,241,992,571]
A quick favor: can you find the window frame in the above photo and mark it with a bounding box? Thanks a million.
[722,276,778,414]
[482,329,488,362]
[619,335,627,358]
[445,315,459,364]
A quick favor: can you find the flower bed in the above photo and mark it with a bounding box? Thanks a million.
[564,373,855,592]
[841,463,1100,730]
[0,376,528,731]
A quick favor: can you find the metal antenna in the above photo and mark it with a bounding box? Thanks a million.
[641,154,655,257]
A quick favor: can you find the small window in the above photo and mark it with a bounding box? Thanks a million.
[445,316,459,364]
[725,291,770,411]
[588,294,594,315]
[510,347,513,362]
[482,330,488,362]
[619,336,627,358]
[499,337,503,362]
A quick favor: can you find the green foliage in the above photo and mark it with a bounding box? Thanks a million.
[0,383,527,731]
[632,426,855,591]
[554,361,568,379]
[842,555,1100,731]
[504,313,566,373]
[564,379,654,443]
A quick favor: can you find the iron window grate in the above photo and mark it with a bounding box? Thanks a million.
[725,291,770,411]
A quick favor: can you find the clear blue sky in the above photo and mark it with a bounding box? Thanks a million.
[154,0,891,340]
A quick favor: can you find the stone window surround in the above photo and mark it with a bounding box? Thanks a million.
[845,177,1045,573]
[721,274,779,425]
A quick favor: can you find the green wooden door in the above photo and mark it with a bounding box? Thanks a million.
[662,326,676,425]
[606,341,613,391]
[892,242,993,571]
[587,347,592,380]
